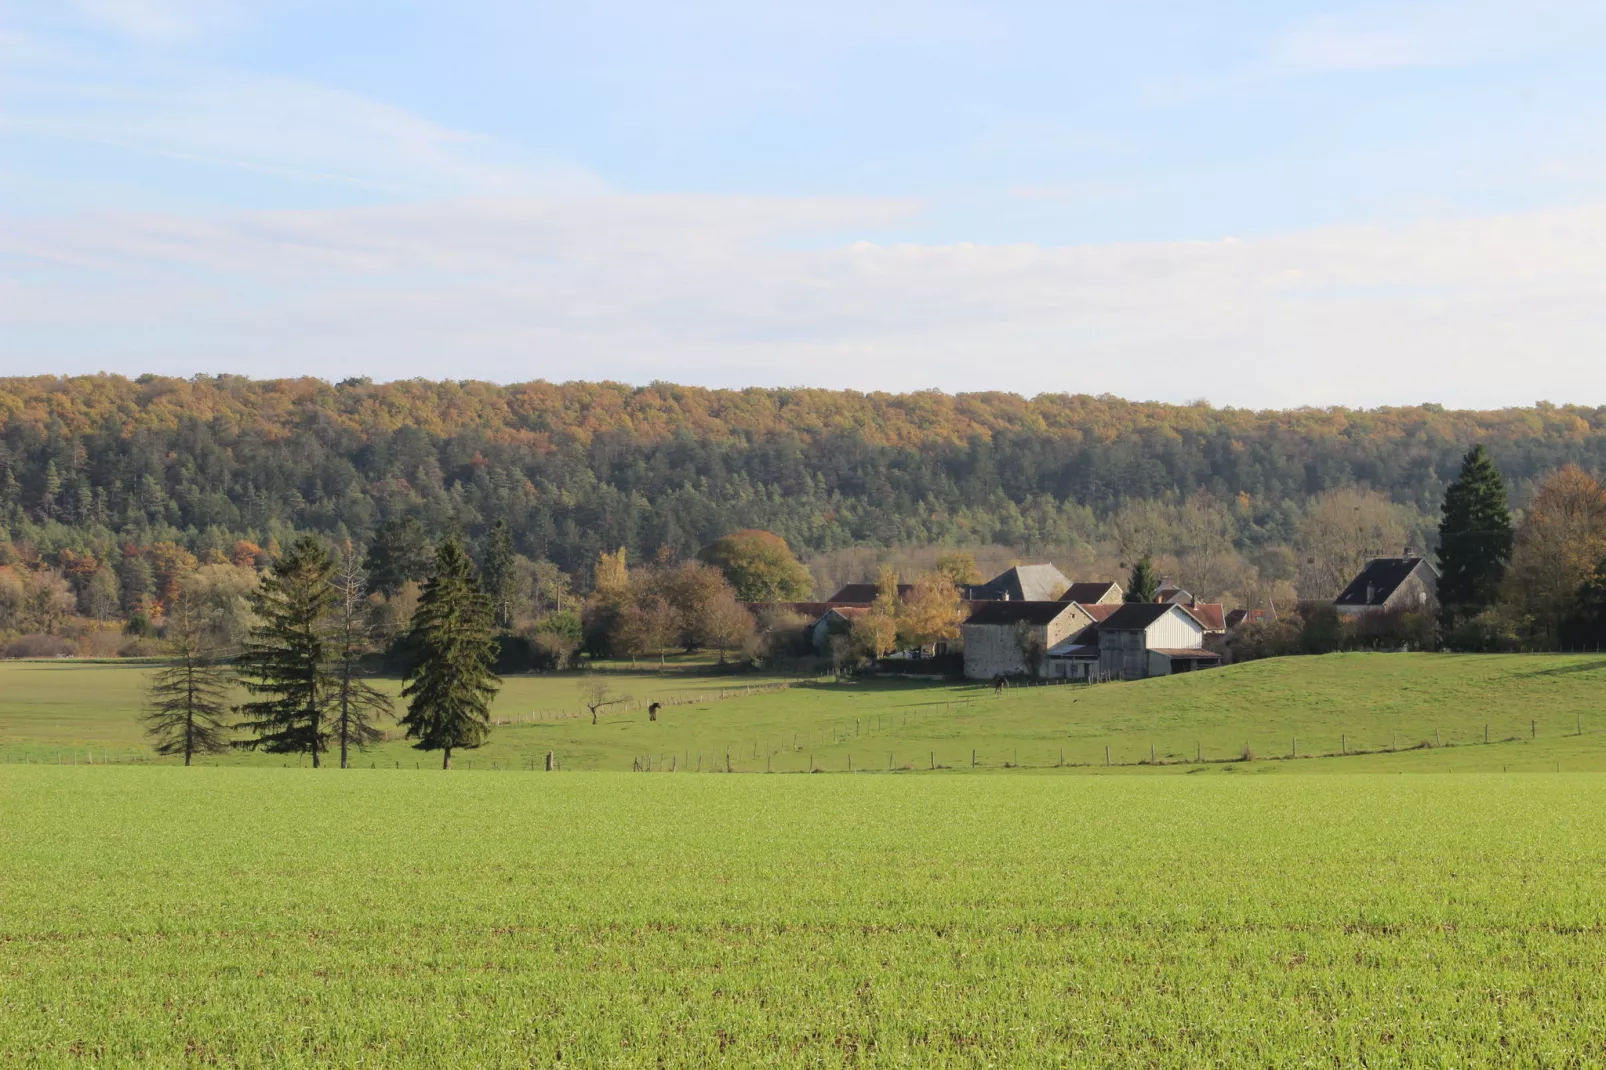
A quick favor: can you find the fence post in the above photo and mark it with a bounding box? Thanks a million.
[1484,724,1489,744]
[1150,743,1156,764]
[971,749,976,768]
[1292,737,1296,758]
[1105,746,1111,767]
[1342,733,1346,755]
[1436,728,1441,748]
[1532,719,1536,739]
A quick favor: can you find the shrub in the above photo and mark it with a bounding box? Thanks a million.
[3,633,76,659]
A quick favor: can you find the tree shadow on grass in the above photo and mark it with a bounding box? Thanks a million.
[1508,658,1606,679]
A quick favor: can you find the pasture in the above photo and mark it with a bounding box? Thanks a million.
[5,652,1606,774]
[5,768,1606,1065]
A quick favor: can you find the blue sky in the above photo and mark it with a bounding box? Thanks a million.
[3,0,1606,406]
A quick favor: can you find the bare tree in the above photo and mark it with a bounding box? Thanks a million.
[582,678,628,725]
[143,595,232,765]
[329,544,393,768]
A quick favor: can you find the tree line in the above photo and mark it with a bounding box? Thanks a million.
[1230,446,1606,657]
[149,535,500,769]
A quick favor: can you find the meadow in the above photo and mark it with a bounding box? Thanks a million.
[5,768,1606,1066]
[5,652,1606,774]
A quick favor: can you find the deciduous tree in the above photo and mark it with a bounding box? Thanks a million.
[1503,465,1606,648]
[698,530,812,602]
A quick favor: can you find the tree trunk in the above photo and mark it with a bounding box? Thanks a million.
[443,747,452,770]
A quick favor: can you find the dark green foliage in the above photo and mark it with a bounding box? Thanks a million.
[1124,557,1159,603]
[142,597,232,766]
[1437,445,1513,627]
[1565,559,1606,649]
[399,538,501,769]
[480,518,518,629]
[233,536,336,766]
[363,518,433,598]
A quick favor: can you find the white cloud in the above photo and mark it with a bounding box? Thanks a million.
[69,0,237,43]
[3,196,1606,407]
[1264,0,1606,76]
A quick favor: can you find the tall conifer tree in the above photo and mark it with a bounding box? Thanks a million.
[480,518,518,629]
[330,543,392,768]
[143,594,232,765]
[400,538,502,769]
[1125,556,1160,603]
[1437,444,1513,626]
[234,536,336,765]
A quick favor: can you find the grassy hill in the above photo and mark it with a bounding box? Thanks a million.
[5,652,1606,773]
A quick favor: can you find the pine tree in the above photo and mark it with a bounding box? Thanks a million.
[399,538,502,769]
[1125,556,1159,603]
[330,543,392,769]
[363,517,433,598]
[480,518,518,629]
[142,595,232,765]
[233,535,336,765]
[1437,444,1513,626]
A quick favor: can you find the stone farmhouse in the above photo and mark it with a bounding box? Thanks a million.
[754,560,1255,681]
[1332,556,1439,616]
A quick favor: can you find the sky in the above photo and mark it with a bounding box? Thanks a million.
[2,0,1605,408]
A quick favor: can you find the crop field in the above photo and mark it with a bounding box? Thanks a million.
[4,768,1606,1066]
[5,652,1606,774]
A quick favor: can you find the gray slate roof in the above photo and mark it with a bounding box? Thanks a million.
[970,564,1071,602]
[1334,557,1436,607]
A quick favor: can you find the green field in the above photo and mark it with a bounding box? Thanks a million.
[5,652,1606,774]
[5,768,1606,1065]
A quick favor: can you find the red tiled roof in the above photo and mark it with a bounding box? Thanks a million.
[1182,603,1227,632]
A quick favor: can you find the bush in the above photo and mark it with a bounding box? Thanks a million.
[3,633,76,658]
[1447,608,1521,653]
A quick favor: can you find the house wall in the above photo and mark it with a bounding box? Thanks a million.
[1098,608,1205,681]
[963,606,1089,679]
[1146,610,1205,651]
[1383,565,1438,614]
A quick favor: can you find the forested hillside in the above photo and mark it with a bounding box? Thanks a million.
[2,375,1605,597]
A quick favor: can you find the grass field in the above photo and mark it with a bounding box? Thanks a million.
[5,652,1606,774]
[5,767,1606,1065]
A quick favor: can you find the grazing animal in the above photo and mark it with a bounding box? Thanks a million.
[648,702,662,721]
[992,676,1009,695]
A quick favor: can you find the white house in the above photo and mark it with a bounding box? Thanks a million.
[1049,602,1221,681]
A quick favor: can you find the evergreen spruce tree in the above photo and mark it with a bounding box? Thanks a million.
[1125,556,1160,603]
[330,543,392,769]
[363,517,433,598]
[399,538,502,769]
[234,535,336,765]
[480,518,518,629]
[142,595,232,765]
[1437,444,1513,626]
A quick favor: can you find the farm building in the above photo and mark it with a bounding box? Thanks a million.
[1333,557,1439,616]
[962,564,1072,602]
[1049,602,1220,681]
[961,601,1093,680]
[1058,580,1123,605]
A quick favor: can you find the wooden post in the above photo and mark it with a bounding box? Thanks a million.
[971,749,976,768]
[1196,742,1201,763]
[1105,746,1111,767]
[1291,737,1296,758]
[726,749,732,773]
[1484,724,1489,744]
[848,755,853,772]
[1059,748,1065,768]
[1341,734,1346,755]
[929,751,934,770]
[1435,727,1441,748]
[1150,743,1156,764]
[1532,719,1536,739]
